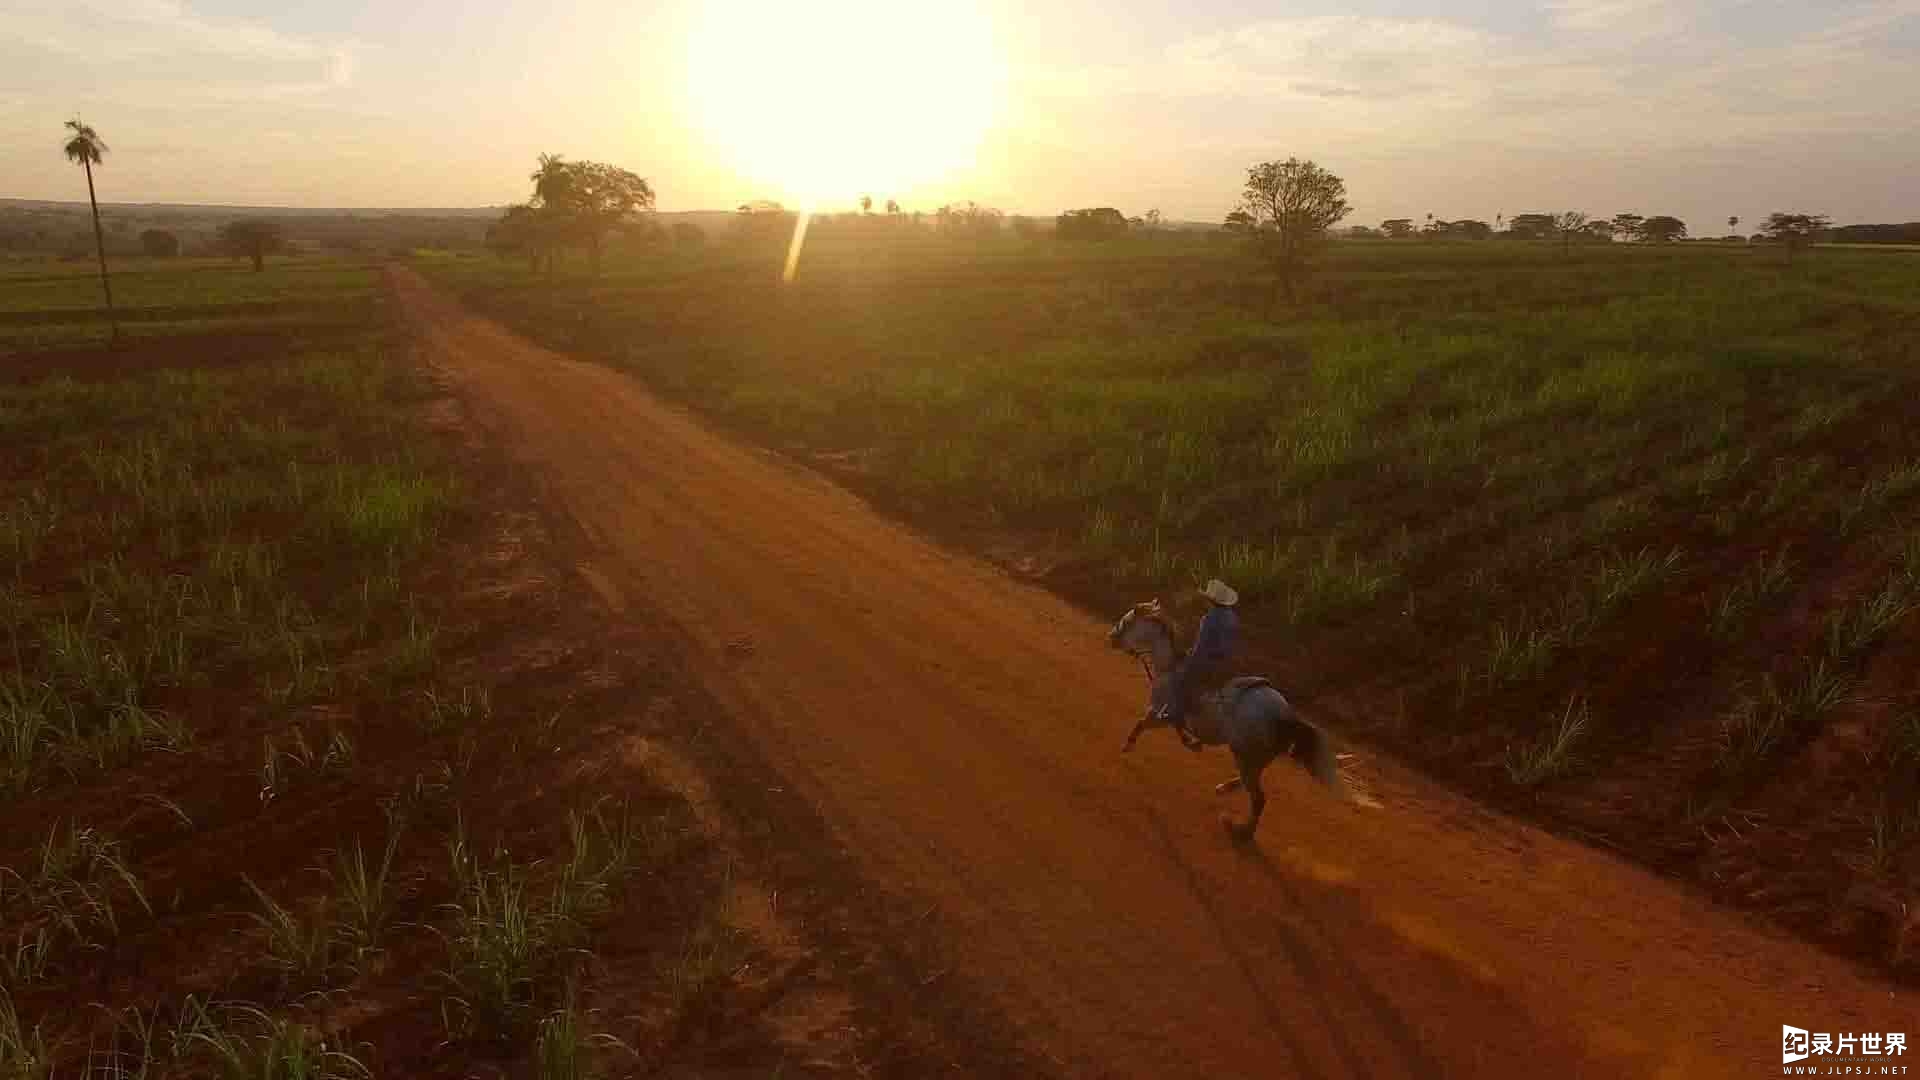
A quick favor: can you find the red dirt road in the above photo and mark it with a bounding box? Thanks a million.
[395,267,1907,1078]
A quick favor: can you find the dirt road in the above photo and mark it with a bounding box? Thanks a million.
[394,267,1906,1078]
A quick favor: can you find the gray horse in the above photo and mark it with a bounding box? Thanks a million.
[1108,599,1347,842]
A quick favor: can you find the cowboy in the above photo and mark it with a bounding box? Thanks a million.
[1160,579,1239,745]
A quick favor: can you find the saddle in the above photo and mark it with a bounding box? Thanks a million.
[1203,676,1272,714]
[1166,675,1271,722]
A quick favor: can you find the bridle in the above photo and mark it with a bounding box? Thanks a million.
[1117,611,1173,688]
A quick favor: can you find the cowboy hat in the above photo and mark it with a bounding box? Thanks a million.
[1200,579,1239,606]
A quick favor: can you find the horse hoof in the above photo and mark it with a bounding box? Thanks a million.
[1121,742,1135,754]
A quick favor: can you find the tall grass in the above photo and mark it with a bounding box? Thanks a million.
[0,342,452,791]
[0,987,49,1079]
[1504,696,1591,786]
[1719,663,1852,777]
[436,804,650,1040]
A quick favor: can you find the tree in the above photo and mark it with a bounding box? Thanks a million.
[1056,207,1128,242]
[1508,213,1556,240]
[1346,225,1380,239]
[1727,215,1740,237]
[1759,212,1830,263]
[1143,209,1163,230]
[568,161,655,273]
[936,202,1003,236]
[1553,211,1589,252]
[1581,219,1615,241]
[734,200,798,249]
[885,198,900,216]
[1235,158,1351,304]
[1639,215,1687,242]
[1828,222,1920,245]
[1610,213,1644,242]
[1380,218,1414,238]
[1223,209,1256,233]
[62,119,117,341]
[486,203,555,270]
[859,194,873,214]
[219,221,284,271]
[517,154,654,274]
[1452,220,1493,240]
[139,229,180,257]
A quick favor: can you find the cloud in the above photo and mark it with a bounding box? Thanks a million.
[0,0,357,97]
[1023,2,1920,152]
[1163,17,1492,104]
[1545,0,1694,37]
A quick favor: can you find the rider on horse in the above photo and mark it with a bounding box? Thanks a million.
[1159,579,1239,746]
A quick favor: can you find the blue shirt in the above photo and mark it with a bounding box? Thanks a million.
[1189,604,1238,666]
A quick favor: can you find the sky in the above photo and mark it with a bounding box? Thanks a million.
[3,0,1919,230]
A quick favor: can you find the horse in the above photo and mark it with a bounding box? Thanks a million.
[1107,599,1348,842]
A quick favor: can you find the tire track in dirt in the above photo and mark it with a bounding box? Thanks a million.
[392,266,1906,1079]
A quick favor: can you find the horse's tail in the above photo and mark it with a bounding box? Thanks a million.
[1291,718,1349,802]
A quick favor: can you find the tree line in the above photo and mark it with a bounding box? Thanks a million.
[1359,212,1692,243]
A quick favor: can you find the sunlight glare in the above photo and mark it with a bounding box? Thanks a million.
[687,0,1003,204]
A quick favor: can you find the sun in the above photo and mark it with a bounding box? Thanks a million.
[686,0,1003,206]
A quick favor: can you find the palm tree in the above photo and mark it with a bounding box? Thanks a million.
[1728,215,1739,237]
[528,154,577,279]
[63,118,117,342]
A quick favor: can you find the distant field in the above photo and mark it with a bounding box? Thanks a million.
[0,256,381,350]
[423,234,1920,972]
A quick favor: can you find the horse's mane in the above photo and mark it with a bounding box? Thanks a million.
[1139,607,1185,654]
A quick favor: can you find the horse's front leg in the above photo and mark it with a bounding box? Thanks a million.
[1121,708,1154,752]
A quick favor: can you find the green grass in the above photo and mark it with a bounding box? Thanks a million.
[175,999,371,1080]
[1505,696,1591,786]
[1,823,148,954]
[245,877,337,989]
[436,802,654,1041]
[0,257,382,350]
[1719,662,1853,777]
[326,831,402,974]
[422,240,1918,638]
[0,337,452,792]
[1707,549,1796,641]
[0,987,49,1078]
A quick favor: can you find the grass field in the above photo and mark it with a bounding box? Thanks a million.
[423,232,1920,971]
[0,258,874,1075]
[0,256,382,350]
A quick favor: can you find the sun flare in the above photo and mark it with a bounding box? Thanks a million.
[686,0,1003,205]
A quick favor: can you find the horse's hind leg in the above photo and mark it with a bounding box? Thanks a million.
[1224,751,1269,845]
[1121,709,1153,753]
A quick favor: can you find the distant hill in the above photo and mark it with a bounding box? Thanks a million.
[0,198,509,219]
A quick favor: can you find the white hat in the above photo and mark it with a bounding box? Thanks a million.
[1201,579,1239,606]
